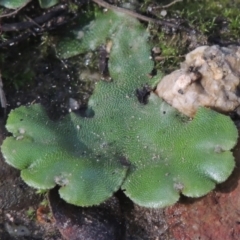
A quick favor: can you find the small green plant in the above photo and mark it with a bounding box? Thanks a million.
[26,207,35,220]
[1,10,238,208]
[35,189,48,195]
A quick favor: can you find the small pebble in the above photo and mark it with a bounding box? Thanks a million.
[5,222,30,237]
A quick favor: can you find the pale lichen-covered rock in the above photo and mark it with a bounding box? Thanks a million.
[156,45,240,117]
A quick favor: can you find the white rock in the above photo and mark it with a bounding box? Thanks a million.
[155,45,240,117]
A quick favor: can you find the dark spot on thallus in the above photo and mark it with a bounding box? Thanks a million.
[98,45,109,77]
[163,111,166,114]
[20,119,23,121]
[78,107,95,118]
[136,84,152,104]
[119,156,131,167]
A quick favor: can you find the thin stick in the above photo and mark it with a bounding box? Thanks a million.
[91,0,192,32]
[25,15,43,29]
[161,0,183,9]
[0,72,7,112]
[155,55,185,61]
[1,5,67,32]
[0,0,31,18]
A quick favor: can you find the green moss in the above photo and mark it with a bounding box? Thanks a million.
[146,0,240,73]
[26,207,35,220]
[1,10,238,208]
[168,0,240,37]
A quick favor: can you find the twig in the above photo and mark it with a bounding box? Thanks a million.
[25,15,42,28]
[0,4,76,48]
[155,55,185,61]
[0,0,31,18]
[160,0,183,9]
[0,10,76,48]
[91,0,193,33]
[1,4,67,32]
[0,72,7,115]
[0,31,32,48]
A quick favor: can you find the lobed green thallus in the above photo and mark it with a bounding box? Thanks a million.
[1,11,238,208]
